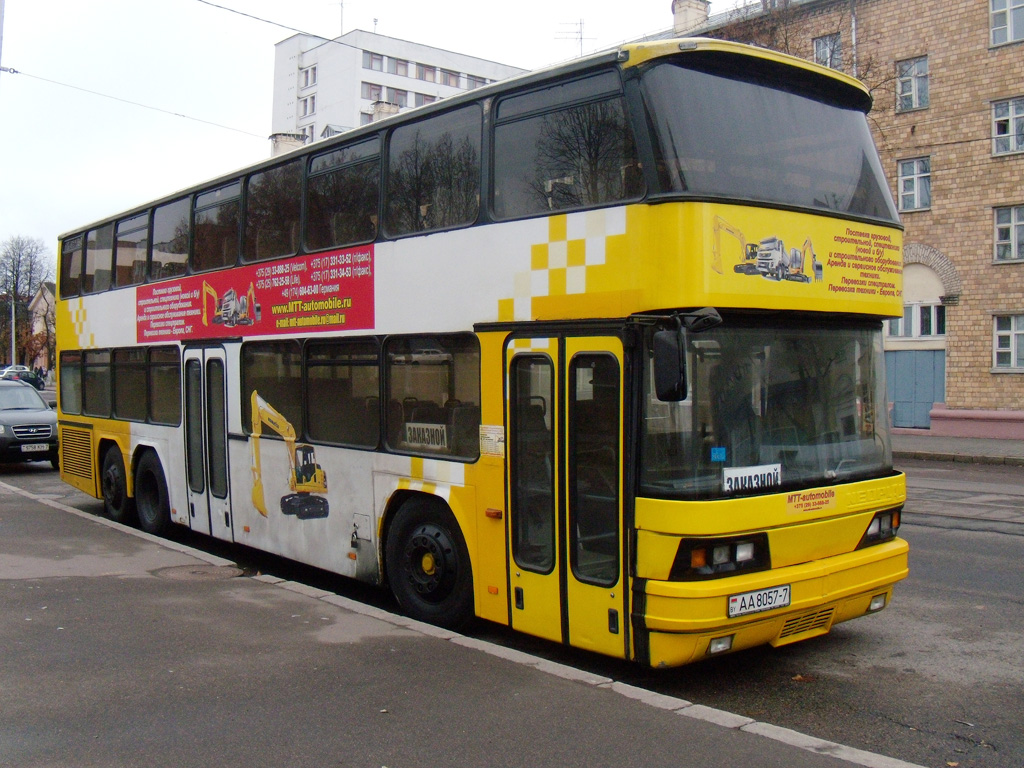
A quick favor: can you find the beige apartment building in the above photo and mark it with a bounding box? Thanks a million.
[667,0,1024,437]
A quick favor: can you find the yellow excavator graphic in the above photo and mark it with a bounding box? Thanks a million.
[711,215,761,275]
[249,391,329,520]
[711,216,823,283]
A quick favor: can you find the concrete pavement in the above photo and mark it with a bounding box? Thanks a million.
[0,478,925,768]
[892,431,1024,466]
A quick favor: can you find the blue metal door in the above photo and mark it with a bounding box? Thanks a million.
[886,350,945,429]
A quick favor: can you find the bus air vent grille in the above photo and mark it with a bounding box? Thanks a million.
[779,607,834,639]
[60,427,94,480]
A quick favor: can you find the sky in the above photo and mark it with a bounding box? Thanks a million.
[0,0,740,265]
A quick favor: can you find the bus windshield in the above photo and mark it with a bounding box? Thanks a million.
[641,320,893,499]
[639,59,900,224]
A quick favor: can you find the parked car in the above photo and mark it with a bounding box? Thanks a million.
[0,380,58,469]
[0,366,45,390]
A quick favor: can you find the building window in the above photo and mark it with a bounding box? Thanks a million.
[440,70,460,88]
[994,314,1024,368]
[300,94,316,117]
[995,205,1024,261]
[993,98,1024,155]
[888,304,945,338]
[896,57,929,112]
[300,124,315,143]
[386,87,408,108]
[361,82,383,101]
[388,58,409,77]
[813,33,842,69]
[363,51,383,71]
[898,157,931,211]
[417,64,436,82]
[414,93,436,107]
[466,75,487,90]
[991,0,1024,45]
[300,65,317,89]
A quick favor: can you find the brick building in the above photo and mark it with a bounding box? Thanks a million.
[664,0,1024,437]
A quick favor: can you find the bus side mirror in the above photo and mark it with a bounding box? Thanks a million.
[653,329,686,402]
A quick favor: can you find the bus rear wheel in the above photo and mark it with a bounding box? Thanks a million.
[101,446,136,525]
[135,451,170,536]
[385,499,473,631]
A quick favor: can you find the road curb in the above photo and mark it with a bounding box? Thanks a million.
[894,450,1024,466]
[26,481,928,768]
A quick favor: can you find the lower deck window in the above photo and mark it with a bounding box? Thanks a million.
[384,334,481,460]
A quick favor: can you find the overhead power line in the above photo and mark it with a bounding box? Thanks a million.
[0,66,264,139]
[194,0,358,50]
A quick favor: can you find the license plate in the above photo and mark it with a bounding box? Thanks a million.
[20,443,49,453]
[728,584,791,618]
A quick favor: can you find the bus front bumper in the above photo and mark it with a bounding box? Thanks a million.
[637,537,908,667]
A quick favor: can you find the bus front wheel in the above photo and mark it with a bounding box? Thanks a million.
[101,446,136,526]
[135,451,170,536]
[385,499,474,631]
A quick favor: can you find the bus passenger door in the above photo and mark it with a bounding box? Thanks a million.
[507,336,627,659]
[183,347,232,540]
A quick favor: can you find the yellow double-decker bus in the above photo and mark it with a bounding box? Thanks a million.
[55,39,907,667]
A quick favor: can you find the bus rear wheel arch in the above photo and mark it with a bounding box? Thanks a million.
[384,496,474,631]
[134,450,170,537]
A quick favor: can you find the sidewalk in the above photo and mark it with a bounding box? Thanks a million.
[892,431,1024,465]
[0,478,923,768]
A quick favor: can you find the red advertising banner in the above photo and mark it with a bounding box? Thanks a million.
[136,246,375,343]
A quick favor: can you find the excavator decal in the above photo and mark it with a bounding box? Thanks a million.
[202,282,262,327]
[711,216,823,284]
[249,391,329,520]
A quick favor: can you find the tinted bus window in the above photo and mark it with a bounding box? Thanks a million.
[59,351,82,414]
[151,198,190,280]
[194,182,241,272]
[494,74,642,219]
[83,224,114,294]
[60,235,84,298]
[82,350,112,417]
[306,140,380,251]
[385,105,482,236]
[149,346,181,425]
[242,341,303,437]
[244,160,302,262]
[114,213,149,288]
[113,348,147,421]
[384,334,480,459]
[306,339,380,448]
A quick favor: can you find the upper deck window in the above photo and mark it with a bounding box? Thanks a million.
[60,235,84,298]
[493,71,644,219]
[114,213,149,288]
[244,159,302,262]
[83,224,114,294]
[150,197,190,280]
[384,105,482,237]
[306,138,380,251]
[638,59,899,224]
[194,182,241,271]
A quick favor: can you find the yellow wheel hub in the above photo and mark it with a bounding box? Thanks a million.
[421,553,437,575]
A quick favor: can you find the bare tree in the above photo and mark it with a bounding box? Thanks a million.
[711,0,898,149]
[0,235,56,366]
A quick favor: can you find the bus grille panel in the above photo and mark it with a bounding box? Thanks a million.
[779,607,835,640]
[60,427,94,480]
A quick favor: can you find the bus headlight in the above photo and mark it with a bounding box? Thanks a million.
[857,507,902,549]
[669,533,770,581]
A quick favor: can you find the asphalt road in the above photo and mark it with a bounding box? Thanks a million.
[4,459,1022,768]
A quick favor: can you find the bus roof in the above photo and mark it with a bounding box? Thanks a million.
[59,37,873,240]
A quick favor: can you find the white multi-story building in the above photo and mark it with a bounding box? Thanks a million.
[271,30,526,153]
